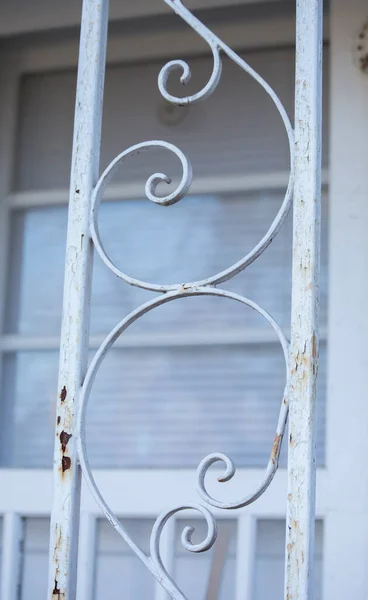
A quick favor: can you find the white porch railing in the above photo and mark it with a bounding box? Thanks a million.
[47,1,323,598]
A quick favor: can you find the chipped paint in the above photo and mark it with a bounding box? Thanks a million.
[61,456,71,473]
[60,431,72,453]
[285,1,323,599]
[47,2,109,599]
[52,580,61,596]
[271,433,281,464]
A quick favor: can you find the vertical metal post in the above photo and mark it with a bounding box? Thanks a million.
[0,513,24,600]
[47,1,108,598]
[285,1,323,599]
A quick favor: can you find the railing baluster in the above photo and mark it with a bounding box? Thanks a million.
[0,513,24,600]
[47,1,109,598]
[76,513,97,600]
[286,1,323,598]
[235,515,256,600]
[155,516,176,600]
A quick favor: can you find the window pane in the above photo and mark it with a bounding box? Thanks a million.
[5,42,329,473]
[0,343,326,469]
[0,352,58,467]
[6,206,67,335]
[21,518,49,600]
[255,520,323,600]
[96,519,154,600]
[6,192,328,336]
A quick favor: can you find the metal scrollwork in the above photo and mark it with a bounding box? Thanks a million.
[77,0,295,597]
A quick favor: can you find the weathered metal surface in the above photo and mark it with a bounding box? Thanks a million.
[47,1,109,598]
[49,0,321,598]
[285,1,323,599]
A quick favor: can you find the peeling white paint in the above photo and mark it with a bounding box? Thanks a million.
[285,1,323,599]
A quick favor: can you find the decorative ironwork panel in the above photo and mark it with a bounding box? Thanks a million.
[47,1,323,599]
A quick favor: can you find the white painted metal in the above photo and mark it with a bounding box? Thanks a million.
[47,0,109,598]
[76,513,97,600]
[154,517,176,600]
[286,1,323,599]
[235,515,256,600]
[86,6,295,289]
[0,513,24,600]
[76,288,290,512]
[75,289,289,597]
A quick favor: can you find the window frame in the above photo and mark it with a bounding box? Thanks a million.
[0,12,329,600]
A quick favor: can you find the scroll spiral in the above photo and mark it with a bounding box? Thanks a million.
[77,1,295,598]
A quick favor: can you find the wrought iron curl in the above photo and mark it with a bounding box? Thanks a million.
[76,290,289,598]
[89,1,294,292]
[158,45,222,105]
[149,504,218,598]
[79,1,296,597]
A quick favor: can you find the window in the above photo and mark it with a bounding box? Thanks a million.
[0,15,329,600]
[1,47,329,470]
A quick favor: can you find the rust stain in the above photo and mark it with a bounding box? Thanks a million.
[57,416,61,425]
[62,456,71,472]
[292,338,318,376]
[292,353,299,375]
[60,386,67,402]
[60,431,72,452]
[52,580,61,596]
[271,433,281,464]
[312,333,317,359]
